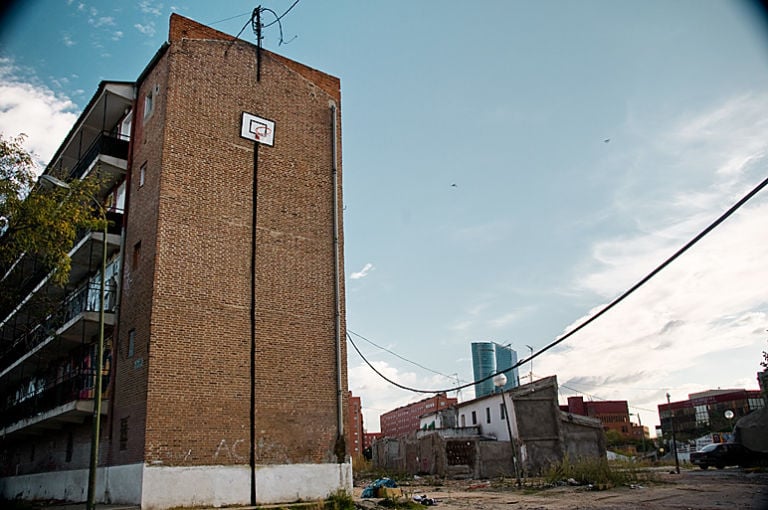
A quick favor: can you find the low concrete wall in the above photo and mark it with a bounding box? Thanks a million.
[0,463,142,504]
[1,462,352,508]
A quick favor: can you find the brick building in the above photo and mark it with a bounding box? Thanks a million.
[380,394,457,438]
[347,393,364,458]
[658,388,764,441]
[0,14,349,508]
[560,396,632,436]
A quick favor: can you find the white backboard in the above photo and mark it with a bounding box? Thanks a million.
[240,112,275,146]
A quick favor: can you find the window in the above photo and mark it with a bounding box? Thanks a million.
[139,162,146,187]
[128,329,135,358]
[500,403,506,420]
[120,418,129,451]
[471,411,477,425]
[133,241,141,269]
[143,86,155,121]
[486,407,491,424]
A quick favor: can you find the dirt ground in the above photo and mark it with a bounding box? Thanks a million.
[355,468,768,510]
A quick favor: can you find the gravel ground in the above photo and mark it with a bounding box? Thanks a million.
[355,468,768,510]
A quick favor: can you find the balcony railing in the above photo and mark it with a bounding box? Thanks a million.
[0,281,117,376]
[0,350,110,431]
[0,210,123,323]
[68,132,129,181]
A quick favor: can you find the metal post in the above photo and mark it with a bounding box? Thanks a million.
[666,393,680,474]
[87,207,107,510]
[499,390,521,486]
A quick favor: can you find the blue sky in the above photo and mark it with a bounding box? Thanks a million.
[2,1,768,435]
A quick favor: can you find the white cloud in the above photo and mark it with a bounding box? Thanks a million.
[62,34,75,47]
[112,31,124,41]
[348,359,461,433]
[350,262,374,280]
[0,62,79,166]
[89,16,116,28]
[139,0,163,16]
[134,23,156,37]
[488,309,530,329]
[537,93,768,433]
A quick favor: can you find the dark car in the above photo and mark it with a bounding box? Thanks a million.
[690,442,747,470]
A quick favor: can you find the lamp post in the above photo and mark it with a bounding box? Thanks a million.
[493,373,521,486]
[666,393,680,474]
[724,409,735,436]
[39,175,107,510]
[525,345,533,383]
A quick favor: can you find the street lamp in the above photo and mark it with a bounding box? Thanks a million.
[724,409,735,436]
[493,373,521,486]
[666,393,680,474]
[525,345,533,383]
[39,174,107,510]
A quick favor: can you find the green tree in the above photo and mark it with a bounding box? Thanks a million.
[0,133,102,290]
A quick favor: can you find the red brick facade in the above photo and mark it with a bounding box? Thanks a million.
[0,13,349,507]
[347,393,364,457]
[561,396,631,435]
[380,394,458,438]
[124,12,347,466]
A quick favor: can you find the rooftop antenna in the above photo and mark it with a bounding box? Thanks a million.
[254,7,262,81]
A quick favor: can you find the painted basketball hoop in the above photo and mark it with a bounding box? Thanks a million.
[240,112,275,146]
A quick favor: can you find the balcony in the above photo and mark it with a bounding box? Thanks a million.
[67,131,128,185]
[0,360,110,437]
[0,281,117,385]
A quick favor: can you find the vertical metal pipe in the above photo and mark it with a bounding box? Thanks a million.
[87,208,107,510]
[249,141,259,505]
[330,103,344,460]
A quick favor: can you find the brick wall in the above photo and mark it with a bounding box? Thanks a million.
[132,15,346,467]
[108,45,171,467]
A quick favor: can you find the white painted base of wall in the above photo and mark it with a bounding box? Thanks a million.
[0,463,142,505]
[0,462,353,509]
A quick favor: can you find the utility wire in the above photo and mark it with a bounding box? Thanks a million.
[350,173,768,395]
[262,0,301,28]
[208,11,252,26]
[348,329,469,384]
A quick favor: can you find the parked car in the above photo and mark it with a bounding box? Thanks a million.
[690,442,747,470]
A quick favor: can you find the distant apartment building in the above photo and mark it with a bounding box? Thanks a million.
[0,14,349,508]
[347,393,364,458]
[380,394,457,438]
[560,396,632,435]
[658,388,764,440]
[471,341,519,398]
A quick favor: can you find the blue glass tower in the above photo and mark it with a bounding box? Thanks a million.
[494,343,519,391]
[471,342,496,398]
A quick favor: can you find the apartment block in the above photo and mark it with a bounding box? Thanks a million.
[0,13,349,508]
[347,392,364,458]
[560,396,632,436]
[380,394,457,438]
[658,388,764,441]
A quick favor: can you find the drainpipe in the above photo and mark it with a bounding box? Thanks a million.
[330,102,345,462]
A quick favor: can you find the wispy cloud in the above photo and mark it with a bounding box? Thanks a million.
[0,61,79,165]
[351,263,374,280]
[62,33,76,47]
[139,0,163,17]
[537,93,768,429]
[348,360,462,432]
[134,22,157,37]
[89,16,116,28]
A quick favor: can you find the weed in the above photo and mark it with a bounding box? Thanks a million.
[545,455,658,487]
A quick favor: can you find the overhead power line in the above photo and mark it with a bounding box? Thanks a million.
[348,329,468,384]
[350,173,768,395]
